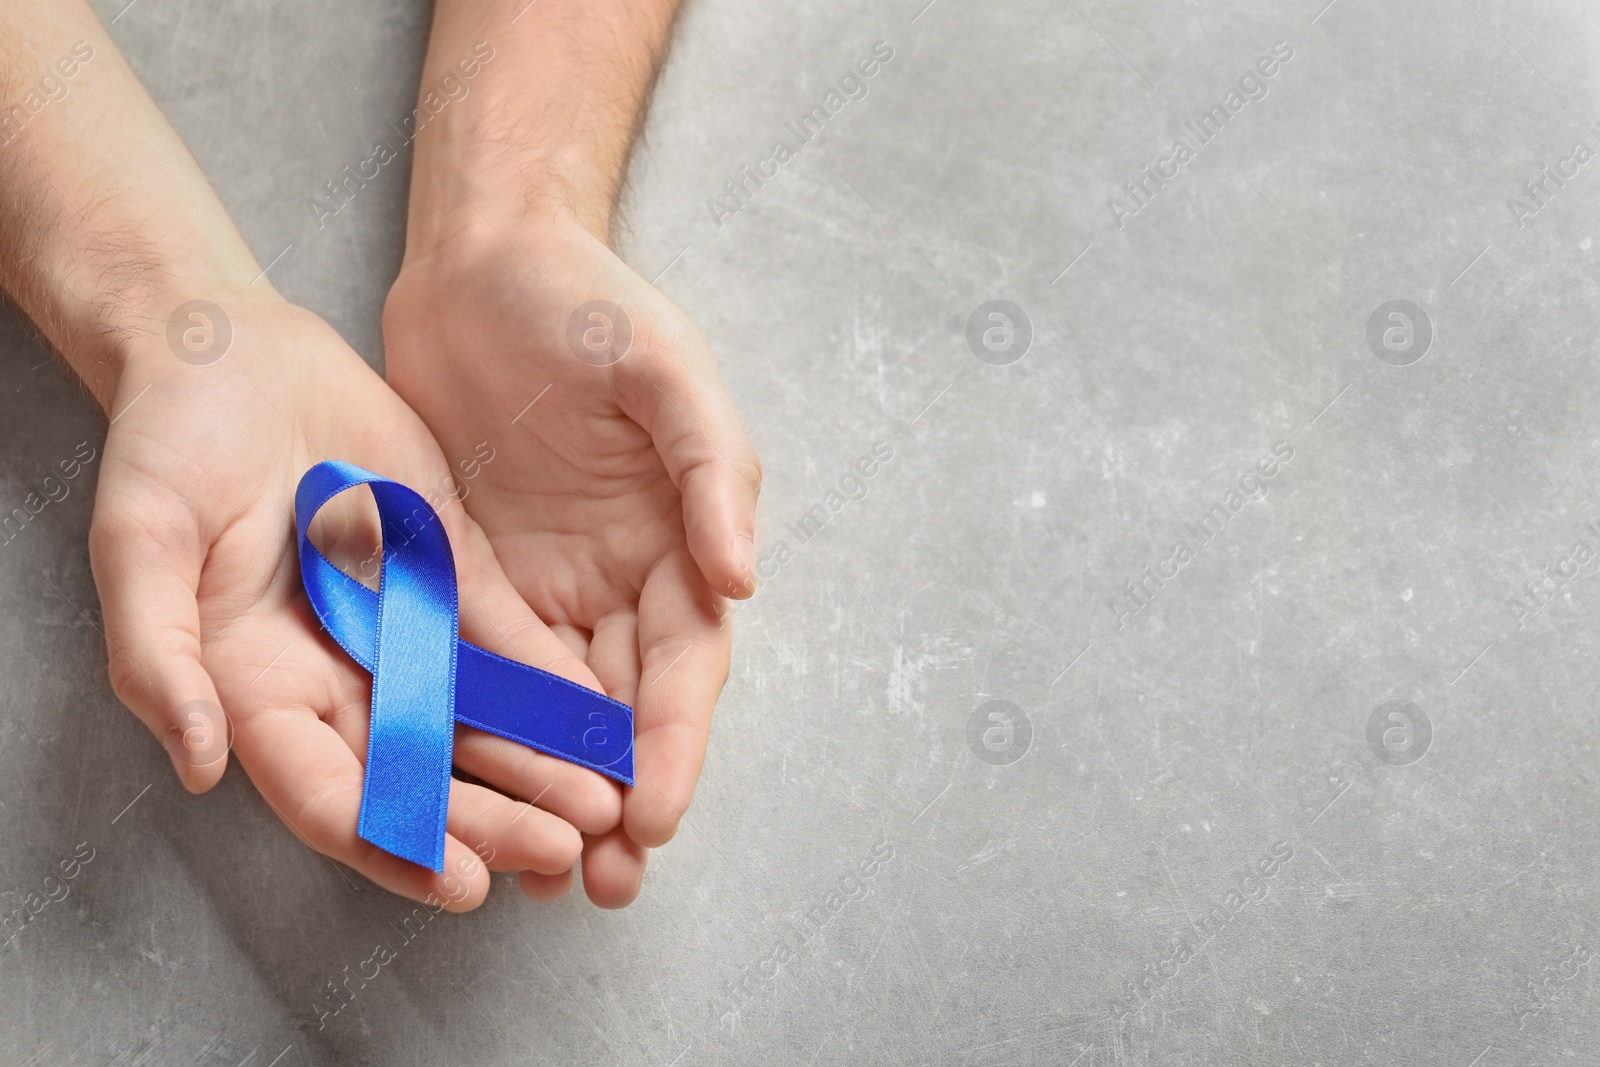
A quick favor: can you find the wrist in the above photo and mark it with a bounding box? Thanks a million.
[403,154,611,263]
[84,266,284,416]
[2,195,268,413]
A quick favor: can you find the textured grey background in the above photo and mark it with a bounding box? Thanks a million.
[3,0,1600,1063]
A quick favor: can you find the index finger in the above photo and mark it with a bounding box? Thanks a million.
[622,546,731,848]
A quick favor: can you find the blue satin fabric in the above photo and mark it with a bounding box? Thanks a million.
[294,461,635,871]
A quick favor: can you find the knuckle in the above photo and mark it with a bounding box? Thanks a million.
[734,451,763,497]
[105,650,145,707]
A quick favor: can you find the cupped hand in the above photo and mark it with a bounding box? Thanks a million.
[90,292,622,909]
[384,214,761,907]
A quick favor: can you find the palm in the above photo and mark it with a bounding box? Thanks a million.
[386,218,760,903]
[472,406,685,648]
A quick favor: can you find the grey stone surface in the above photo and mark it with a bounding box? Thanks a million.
[3,0,1600,1063]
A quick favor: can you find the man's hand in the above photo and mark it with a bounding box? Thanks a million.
[385,213,761,908]
[390,0,761,907]
[96,293,626,908]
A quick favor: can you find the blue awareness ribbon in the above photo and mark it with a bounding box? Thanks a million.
[294,461,635,872]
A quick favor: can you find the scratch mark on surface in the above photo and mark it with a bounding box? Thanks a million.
[110,783,152,825]
[911,782,950,823]
[1051,644,1092,685]
[1310,781,1351,824]
[1308,845,1348,887]
[1449,643,1492,685]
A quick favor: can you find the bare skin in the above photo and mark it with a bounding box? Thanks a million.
[387,0,762,906]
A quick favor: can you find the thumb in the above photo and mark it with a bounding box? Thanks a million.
[88,495,230,792]
[620,330,762,600]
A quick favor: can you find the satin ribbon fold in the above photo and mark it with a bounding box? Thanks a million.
[295,460,635,872]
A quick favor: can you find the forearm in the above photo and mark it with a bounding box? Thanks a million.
[0,0,261,410]
[405,0,679,250]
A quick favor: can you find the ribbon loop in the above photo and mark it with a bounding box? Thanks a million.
[295,461,635,872]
